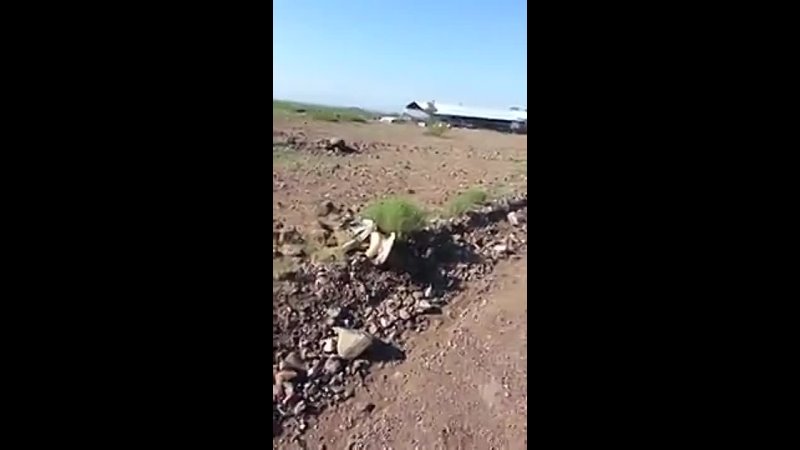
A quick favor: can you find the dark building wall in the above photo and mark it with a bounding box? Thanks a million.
[436,114,526,134]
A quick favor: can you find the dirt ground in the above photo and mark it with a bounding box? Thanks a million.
[284,256,528,450]
[273,115,528,448]
[273,117,527,230]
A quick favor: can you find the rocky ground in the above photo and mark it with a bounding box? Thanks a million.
[273,118,527,231]
[273,116,528,448]
[273,196,527,442]
[295,255,528,450]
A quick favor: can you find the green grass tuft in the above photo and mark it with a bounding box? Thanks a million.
[362,197,427,239]
[424,120,449,137]
[445,188,488,216]
[273,144,302,169]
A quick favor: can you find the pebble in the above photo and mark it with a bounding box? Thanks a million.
[282,352,306,372]
[326,306,342,319]
[417,300,434,312]
[293,400,307,415]
[282,382,295,404]
[324,356,343,374]
[507,211,519,226]
[275,370,298,384]
[344,386,355,399]
[398,309,411,320]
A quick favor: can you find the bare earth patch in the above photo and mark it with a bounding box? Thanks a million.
[287,256,528,450]
[273,116,527,231]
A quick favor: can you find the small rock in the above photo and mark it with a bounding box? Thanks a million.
[317,219,335,232]
[326,306,342,319]
[493,244,508,253]
[398,309,411,321]
[275,370,298,384]
[273,384,283,402]
[282,352,306,372]
[507,211,519,226]
[324,356,343,374]
[352,359,369,372]
[293,400,307,415]
[417,300,434,312]
[322,337,336,353]
[367,323,379,335]
[424,285,433,298]
[307,359,322,378]
[344,386,355,399]
[316,200,335,217]
[282,382,296,404]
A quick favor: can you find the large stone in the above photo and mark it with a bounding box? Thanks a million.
[333,327,373,360]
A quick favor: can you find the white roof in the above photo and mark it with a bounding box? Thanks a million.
[406,101,526,122]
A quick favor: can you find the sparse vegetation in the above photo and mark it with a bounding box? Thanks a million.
[362,197,428,239]
[273,100,373,123]
[424,120,449,137]
[487,183,513,199]
[273,144,333,172]
[445,188,488,216]
[273,144,305,170]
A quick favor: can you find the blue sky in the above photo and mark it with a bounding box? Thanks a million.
[274,0,527,112]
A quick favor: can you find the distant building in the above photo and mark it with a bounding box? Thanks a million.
[405,100,527,134]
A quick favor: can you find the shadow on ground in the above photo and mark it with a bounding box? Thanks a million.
[366,340,406,363]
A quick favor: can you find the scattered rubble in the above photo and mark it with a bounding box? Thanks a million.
[273,131,361,154]
[272,193,528,441]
